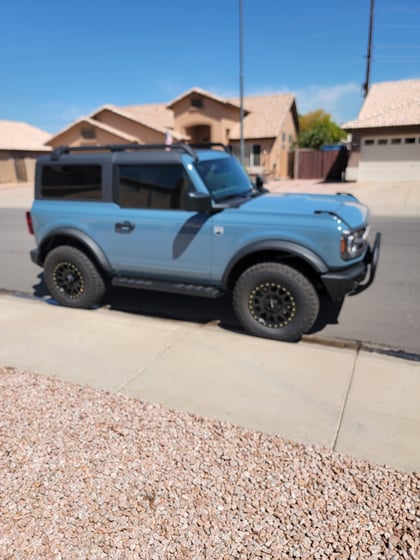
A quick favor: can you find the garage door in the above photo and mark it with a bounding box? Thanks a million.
[359,135,420,181]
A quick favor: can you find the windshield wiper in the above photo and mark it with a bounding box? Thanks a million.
[216,191,249,203]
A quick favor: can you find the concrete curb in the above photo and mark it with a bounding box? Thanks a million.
[3,288,419,363]
[303,334,420,363]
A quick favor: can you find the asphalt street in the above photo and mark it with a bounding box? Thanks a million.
[1,206,419,354]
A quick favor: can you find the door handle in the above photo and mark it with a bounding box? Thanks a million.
[115,221,135,233]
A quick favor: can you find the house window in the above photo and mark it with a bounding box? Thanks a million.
[391,138,401,145]
[250,144,261,166]
[191,96,203,109]
[364,139,375,145]
[378,139,388,145]
[282,132,286,142]
[405,138,415,144]
[81,127,96,140]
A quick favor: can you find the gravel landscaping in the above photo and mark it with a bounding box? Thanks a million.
[0,365,418,559]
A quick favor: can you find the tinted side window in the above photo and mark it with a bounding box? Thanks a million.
[41,165,102,200]
[116,164,192,210]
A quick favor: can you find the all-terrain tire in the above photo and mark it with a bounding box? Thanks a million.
[44,246,106,308]
[233,262,319,342]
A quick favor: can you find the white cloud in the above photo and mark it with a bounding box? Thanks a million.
[295,83,363,124]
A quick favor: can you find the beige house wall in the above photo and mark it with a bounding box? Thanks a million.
[0,150,49,183]
[0,152,16,183]
[48,125,135,149]
[268,111,296,178]
[24,156,40,182]
[172,96,240,144]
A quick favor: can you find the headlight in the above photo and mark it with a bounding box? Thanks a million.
[340,226,369,260]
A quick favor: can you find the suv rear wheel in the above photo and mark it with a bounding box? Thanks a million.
[233,262,319,341]
[44,246,106,308]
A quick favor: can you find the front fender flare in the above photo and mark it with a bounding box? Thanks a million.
[221,240,328,288]
[38,227,113,274]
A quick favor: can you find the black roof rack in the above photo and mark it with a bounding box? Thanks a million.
[190,142,231,153]
[50,143,199,161]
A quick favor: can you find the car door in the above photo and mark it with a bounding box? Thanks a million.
[109,162,213,282]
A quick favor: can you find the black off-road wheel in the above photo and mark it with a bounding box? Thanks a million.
[233,262,320,342]
[44,246,106,309]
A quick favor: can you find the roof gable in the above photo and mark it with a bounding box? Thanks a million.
[343,79,420,130]
[46,117,139,146]
[167,87,242,112]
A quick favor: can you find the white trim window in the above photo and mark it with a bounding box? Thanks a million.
[249,144,261,166]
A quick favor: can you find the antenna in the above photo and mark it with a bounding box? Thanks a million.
[363,0,375,97]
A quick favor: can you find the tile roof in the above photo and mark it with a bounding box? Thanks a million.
[95,105,184,141]
[0,120,51,150]
[343,79,420,130]
[121,103,175,132]
[228,93,296,139]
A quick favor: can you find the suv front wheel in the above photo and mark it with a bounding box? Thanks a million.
[233,262,319,342]
[44,246,106,308]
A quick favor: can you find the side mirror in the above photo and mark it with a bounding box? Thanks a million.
[186,191,212,213]
[255,175,265,191]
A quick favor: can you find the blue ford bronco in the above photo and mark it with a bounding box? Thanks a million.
[27,143,380,342]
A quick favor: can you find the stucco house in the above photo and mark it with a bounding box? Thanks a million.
[47,87,299,179]
[343,79,420,181]
[0,120,51,183]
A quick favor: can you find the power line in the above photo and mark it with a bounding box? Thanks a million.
[363,0,375,98]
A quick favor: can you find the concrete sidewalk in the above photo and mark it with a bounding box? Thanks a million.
[265,178,420,217]
[1,293,419,473]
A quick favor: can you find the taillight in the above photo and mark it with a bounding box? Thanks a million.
[26,211,34,235]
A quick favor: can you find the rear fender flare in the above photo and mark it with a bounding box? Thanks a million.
[38,228,113,274]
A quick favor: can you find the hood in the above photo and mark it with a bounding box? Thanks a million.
[241,192,369,229]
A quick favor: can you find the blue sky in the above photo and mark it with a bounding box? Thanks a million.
[1,0,419,133]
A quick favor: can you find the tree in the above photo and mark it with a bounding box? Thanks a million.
[297,110,346,150]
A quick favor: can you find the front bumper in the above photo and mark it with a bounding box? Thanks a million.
[321,232,381,301]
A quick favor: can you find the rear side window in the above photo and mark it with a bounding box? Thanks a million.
[41,165,102,200]
[116,164,192,210]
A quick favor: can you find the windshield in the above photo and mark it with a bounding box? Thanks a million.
[195,156,252,202]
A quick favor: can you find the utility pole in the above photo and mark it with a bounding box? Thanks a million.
[363,0,375,97]
[239,0,245,164]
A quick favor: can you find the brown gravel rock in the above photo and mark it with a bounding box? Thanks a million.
[0,365,418,559]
